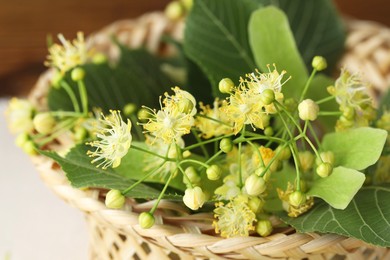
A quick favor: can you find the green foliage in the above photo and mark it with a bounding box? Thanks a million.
[322,127,388,170]
[307,166,365,209]
[248,6,308,98]
[184,0,260,97]
[280,186,390,247]
[47,48,176,112]
[40,145,181,199]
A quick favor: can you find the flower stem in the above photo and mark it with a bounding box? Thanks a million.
[130,144,171,161]
[191,129,209,158]
[60,81,80,113]
[150,172,174,214]
[316,95,335,105]
[299,69,317,102]
[77,80,89,116]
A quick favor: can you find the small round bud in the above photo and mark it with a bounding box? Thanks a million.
[316,162,333,178]
[260,89,275,105]
[22,141,37,155]
[183,166,201,186]
[105,189,125,209]
[298,99,319,121]
[123,103,137,116]
[219,138,233,153]
[180,0,193,10]
[137,108,150,121]
[177,97,194,114]
[248,197,264,213]
[165,1,184,21]
[71,67,85,81]
[275,145,291,161]
[182,150,191,158]
[316,151,335,166]
[92,53,108,64]
[138,212,155,229]
[51,70,63,89]
[244,174,267,196]
[311,56,327,71]
[73,126,88,142]
[263,126,274,136]
[289,191,306,207]
[206,165,222,180]
[256,219,273,237]
[327,86,336,95]
[298,151,315,173]
[183,186,206,210]
[218,78,234,93]
[15,132,29,148]
[342,106,355,120]
[33,113,56,135]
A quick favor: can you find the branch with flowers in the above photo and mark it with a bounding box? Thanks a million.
[6,0,390,247]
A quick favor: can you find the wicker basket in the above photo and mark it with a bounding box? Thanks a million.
[28,12,390,260]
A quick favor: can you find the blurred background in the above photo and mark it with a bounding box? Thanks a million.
[0,0,389,97]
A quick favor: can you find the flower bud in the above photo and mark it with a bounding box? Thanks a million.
[33,113,56,135]
[206,165,222,180]
[298,151,315,173]
[183,186,206,210]
[73,126,88,142]
[219,138,233,153]
[22,141,37,155]
[180,0,193,10]
[260,89,275,105]
[342,106,355,120]
[137,108,150,121]
[71,67,85,81]
[316,151,335,165]
[244,174,266,196]
[327,86,336,95]
[248,197,264,213]
[183,166,201,186]
[256,219,273,237]
[182,150,191,158]
[289,191,306,207]
[263,126,274,136]
[123,103,137,116]
[218,78,234,93]
[92,53,107,64]
[316,162,333,178]
[138,212,155,229]
[298,99,319,121]
[51,70,63,89]
[15,132,30,148]
[177,97,194,114]
[275,145,291,161]
[105,189,125,209]
[165,1,184,21]
[311,56,327,71]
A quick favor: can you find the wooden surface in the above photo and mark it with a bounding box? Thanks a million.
[0,0,389,96]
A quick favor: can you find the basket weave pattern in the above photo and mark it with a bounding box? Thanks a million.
[29,12,390,259]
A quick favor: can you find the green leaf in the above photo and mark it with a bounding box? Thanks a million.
[322,127,388,170]
[40,145,180,199]
[257,0,345,72]
[48,48,175,112]
[184,0,260,97]
[280,186,390,247]
[116,141,186,191]
[307,166,365,209]
[248,6,308,98]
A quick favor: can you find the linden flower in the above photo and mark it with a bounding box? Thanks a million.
[222,88,268,134]
[142,88,196,144]
[5,98,35,134]
[87,110,132,169]
[45,32,92,74]
[213,197,256,238]
[195,99,233,139]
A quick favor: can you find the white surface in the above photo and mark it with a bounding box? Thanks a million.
[0,98,88,260]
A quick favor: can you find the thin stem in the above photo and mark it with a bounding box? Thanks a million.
[35,118,76,146]
[299,69,317,102]
[290,143,302,191]
[77,80,89,115]
[179,159,209,169]
[316,95,335,105]
[130,144,171,161]
[303,135,323,163]
[184,134,235,151]
[237,127,245,188]
[150,172,174,214]
[308,123,322,149]
[196,113,232,127]
[318,111,342,116]
[122,161,166,195]
[60,81,80,113]
[50,111,84,118]
[247,140,265,167]
[130,114,144,141]
[191,129,209,158]
[177,165,193,188]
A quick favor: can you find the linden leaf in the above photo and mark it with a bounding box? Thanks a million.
[322,127,388,170]
[307,166,365,209]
